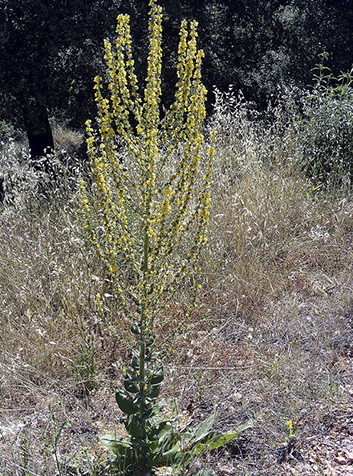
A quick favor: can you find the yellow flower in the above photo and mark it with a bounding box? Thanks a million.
[81,0,213,330]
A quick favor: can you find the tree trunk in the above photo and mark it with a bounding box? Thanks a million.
[22,99,54,173]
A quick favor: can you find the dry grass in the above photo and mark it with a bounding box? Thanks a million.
[0,95,352,475]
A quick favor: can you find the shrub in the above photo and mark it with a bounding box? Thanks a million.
[0,120,17,143]
[299,54,353,188]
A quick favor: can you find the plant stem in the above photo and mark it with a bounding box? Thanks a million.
[139,337,146,439]
[139,228,150,444]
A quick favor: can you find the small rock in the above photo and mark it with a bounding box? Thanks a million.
[217,464,234,475]
[334,456,347,465]
[343,440,353,452]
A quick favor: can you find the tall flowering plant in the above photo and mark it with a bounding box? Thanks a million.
[81,1,251,474]
[82,1,212,321]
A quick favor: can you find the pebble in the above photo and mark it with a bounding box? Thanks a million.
[334,456,347,465]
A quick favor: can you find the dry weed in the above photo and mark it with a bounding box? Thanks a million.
[0,92,352,474]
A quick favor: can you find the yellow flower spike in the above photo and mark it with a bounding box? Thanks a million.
[81,0,212,353]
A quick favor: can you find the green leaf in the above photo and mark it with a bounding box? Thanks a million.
[145,351,160,362]
[147,430,182,467]
[147,403,163,416]
[160,443,183,466]
[194,420,254,454]
[124,377,140,393]
[131,356,139,370]
[150,366,164,384]
[142,406,154,419]
[115,388,139,415]
[100,435,131,457]
[187,413,215,446]
[148,420,173,441]
[145,334,154,346]
[130,324,140,335]
[149,383,161,399]
[193,471,216,476]
[125,418,145,438]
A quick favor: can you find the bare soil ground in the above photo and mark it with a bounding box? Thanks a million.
[1,243,352,475]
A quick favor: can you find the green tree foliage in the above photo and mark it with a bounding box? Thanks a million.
[0,0,126,161]
[0,0,352,165]
[197,0,352,106]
